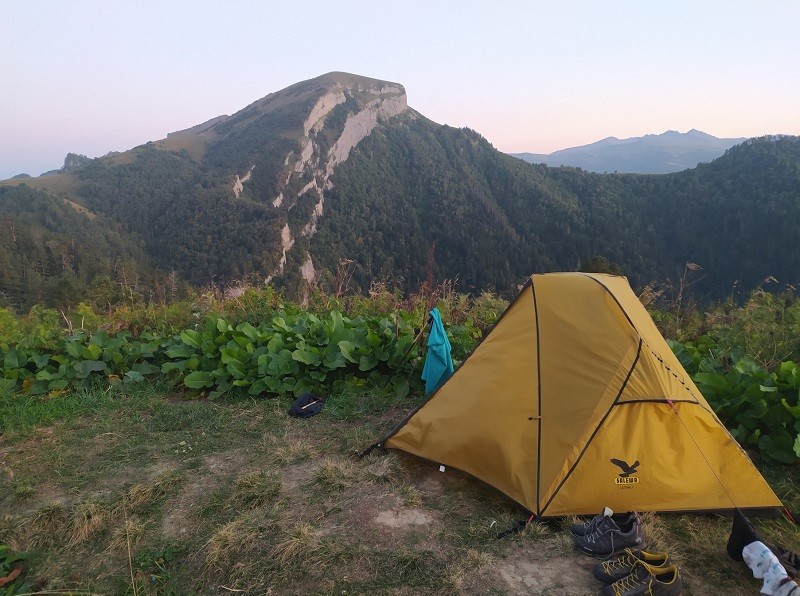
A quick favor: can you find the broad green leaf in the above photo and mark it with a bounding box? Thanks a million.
[359,354,379,371]
[233,334,254,350]
[0,378,18,397]
[180,329,203,349]
[749,399,769,418]
[323,351,347,370]
[693,372,731,395]
[32,353,51,368]
[392,376,410,400]
[779,361,797,381]
[74,360,107,378]
[238,322,259,341]
[183,371,214,389]
[167,344,195,358]
[65,341,83,359]
[249,379,268,395]
[279,377,297,393]
[185,355,201,371]
[124,371,145,384]
[26,380,50,395]
[267,336,285,353]
[132,362,160,375]
[293,378,314,396]
[338,341,359,363]
[82,344,103,360]
[4,349,26,369]
[257,353,270,375]
[161,361,186,374]
[782,398,800,419]
[221,347,248,365]
[89,329,111,348]
[292,349,321,366]
[759,431,800,464]
[48,379,69,391]
[795,434,800,459]
[366,329,381,346]
[273,317,292,333]
[226,360,247,379]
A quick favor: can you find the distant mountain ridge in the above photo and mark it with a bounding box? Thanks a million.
[512,129,747,174]
[2,72,800,311]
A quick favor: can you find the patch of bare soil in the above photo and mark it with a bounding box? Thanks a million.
[374,506,434,528]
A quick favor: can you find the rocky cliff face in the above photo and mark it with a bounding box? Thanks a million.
[227,73,409,286]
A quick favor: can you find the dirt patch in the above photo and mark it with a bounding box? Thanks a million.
[374,507,434,528]
[494,551,596,595]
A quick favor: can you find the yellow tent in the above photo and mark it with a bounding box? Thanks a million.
[378,272,781,516]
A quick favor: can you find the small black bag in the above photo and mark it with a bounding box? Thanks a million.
[288,393,324,418]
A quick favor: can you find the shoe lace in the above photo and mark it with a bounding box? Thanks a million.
[610,566,649,595]
[581,516,601,533]
[602,551,636,574]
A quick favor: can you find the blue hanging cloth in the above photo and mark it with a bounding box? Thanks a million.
[421,308,454,395]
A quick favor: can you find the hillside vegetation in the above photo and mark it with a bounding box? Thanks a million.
[2,73,799,311]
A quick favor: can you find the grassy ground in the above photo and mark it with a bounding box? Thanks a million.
[1,384,799,595]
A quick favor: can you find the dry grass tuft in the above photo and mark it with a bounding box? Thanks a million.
[124,470,184,511]
[124,483,155,510]
[231,470,282,509]
[312,459,356,493]
[69,500,112,546]
[445,561,468,590]
[29,503,70,548]
[465,548,492,568]
[205,515,262,572]
[365,452,398,483]
[0,514,25,551]
[270,440,315,465]
[106,517,147,552]
[272,521,319,566]
[396,482,422,507]
[204,507,280,573]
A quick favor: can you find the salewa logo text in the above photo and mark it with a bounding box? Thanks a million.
[610,458,640,485]
[614,476,640,484]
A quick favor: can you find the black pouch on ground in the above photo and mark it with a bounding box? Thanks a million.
[288,393,325,418]
[728,508,800,578]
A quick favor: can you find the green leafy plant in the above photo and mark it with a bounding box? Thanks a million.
[0,543,32,594]
[671,337,800,463]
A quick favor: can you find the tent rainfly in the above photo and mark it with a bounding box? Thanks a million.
[373,272,781,517]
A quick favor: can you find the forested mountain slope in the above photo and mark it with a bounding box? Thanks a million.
[319,124,800,299]
[3,71,800,309]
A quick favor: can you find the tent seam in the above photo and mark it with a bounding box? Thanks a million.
[531,277,543,515]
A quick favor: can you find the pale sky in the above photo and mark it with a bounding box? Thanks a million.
[2,0,799,179]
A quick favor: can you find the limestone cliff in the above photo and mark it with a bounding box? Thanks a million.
[226,73,409,286]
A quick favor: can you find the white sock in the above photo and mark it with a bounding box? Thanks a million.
[743,541,800,596]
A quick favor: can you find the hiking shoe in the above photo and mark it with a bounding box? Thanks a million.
[570,507,638,537]
[574,515,645,558]
[601,561,682,596]
[593,548,671,584]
